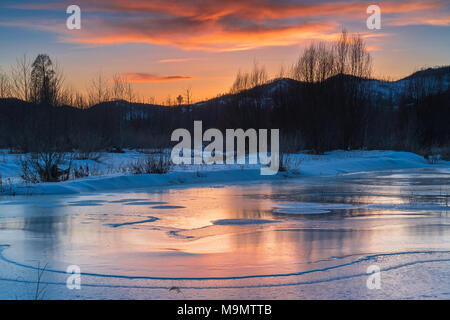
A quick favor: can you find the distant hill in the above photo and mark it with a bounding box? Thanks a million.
[192,65,450,109]
[0,65,448,153]
[2,66,448,112]
[402,65,450,80]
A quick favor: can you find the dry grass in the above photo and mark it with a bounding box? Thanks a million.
[0,172,15,195]
[279,152,303,173]
[129,152,172,174]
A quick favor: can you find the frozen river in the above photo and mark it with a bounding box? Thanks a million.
[0,167,449,299]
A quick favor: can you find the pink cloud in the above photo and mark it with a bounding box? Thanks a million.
[6,0,449,51]
[122,73,194,82]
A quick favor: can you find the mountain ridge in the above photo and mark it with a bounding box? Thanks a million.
[1,65,449,111]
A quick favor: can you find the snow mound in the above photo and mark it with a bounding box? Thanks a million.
[0,149,446,195]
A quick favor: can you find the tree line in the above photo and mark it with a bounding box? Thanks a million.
[0,30,448,157]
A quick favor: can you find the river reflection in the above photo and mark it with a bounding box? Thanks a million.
[0,167,449,299]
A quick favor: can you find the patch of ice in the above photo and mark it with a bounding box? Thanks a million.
[270,202,357,214]
[151,205,185,209]
[363,202,449,211]
[273,208,330,214]
[108,199,147,203]
[212,219,279,225]
[122,201,168,206]
[106,216,160,228]
[270,201,448,214]
[67,200,105,207]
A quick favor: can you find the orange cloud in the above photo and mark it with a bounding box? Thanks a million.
[122,73,194,83]
[157,58,201,63]
[8,0,450,51]
[10,0,442,18]
[63,20,334,51]
[9,0,445,17]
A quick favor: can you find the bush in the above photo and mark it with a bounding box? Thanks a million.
[279,152,289,172]
[424,154,441,164]
[279,152,302,173]
[0,151,6,163]
[130,152,172,174]
[0,171,4,192]
[20,152,71,183]
[72,164,91,179]
[73,151,102,162]
[440,146,450,161]
[108,146,125,154]
[0,172,15,195]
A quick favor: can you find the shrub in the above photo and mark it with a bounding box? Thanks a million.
[0,151,6,163]
[0,171,4,192]
[440,146,450,161]
[20,152,71,183]
[72,164,91,179]
[73,151,102,162]
[130,152,172,174]
[279,152,289,172]
[0,172,15,195]
[424,152,441,164]
[279,152,302,174]
[109,146,125,154]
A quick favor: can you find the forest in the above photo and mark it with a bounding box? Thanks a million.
[0,30,448,157]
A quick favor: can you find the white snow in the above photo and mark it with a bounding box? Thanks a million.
[0,149,446,195]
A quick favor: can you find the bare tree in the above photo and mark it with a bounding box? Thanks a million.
[0,67,11,98]
[147,96,156,105]
[184,87,192,104]
[292,42,332,83]
[176,94,183,106]
[73,91,87,109]
[334,28,349,75]
[291,43,317,83]
[230,69,248,93]
[316,42,336,82]
[111,73,135,104]
[125,81,135,105]
[276,64,286,79]
[348,34,372,79]
[230,61,268,93]
[250,61,268,88]
[291,30,371,83]
[58,85,75,106]
[10,54,32,101]
[52,60,65,106]
[165,94,172,106]
[87,71,110,106]
[112,73,126,101]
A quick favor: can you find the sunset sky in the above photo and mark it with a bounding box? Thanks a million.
[0,0,449,103]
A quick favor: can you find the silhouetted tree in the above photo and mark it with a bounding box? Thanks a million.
[87,71,110,106]
[176,94,183,105]
[10,54,31,101]
[0,68,11,98]
[30,54,58,105]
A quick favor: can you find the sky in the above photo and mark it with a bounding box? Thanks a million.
[0,0,449,103]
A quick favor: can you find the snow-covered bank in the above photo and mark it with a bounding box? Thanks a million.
[295,150,439,176]
[0,150,447,195]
